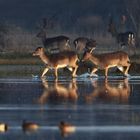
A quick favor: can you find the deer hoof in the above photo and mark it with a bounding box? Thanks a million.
[124,74,131,77]
[72,75,77,78]
[90,74,98,78]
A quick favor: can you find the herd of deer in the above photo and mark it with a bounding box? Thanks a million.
[33,28,133,79]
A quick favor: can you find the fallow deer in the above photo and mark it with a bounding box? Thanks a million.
[82,47,131,78]
[37,17,70,53]
[117,31,135,48]
[33,47,78,79]
[108,16,136,52]
[73,37,96,52]
[37,29,70,53]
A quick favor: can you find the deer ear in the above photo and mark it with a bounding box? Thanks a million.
[90,47,95,53]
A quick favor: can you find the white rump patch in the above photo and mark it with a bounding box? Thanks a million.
[57,64,67,68]
[117,66,124,72]
[67,67,73,71]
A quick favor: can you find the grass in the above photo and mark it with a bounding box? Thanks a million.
[0,52,42,65]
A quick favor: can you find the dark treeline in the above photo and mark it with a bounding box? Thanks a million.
[0,0,139,53]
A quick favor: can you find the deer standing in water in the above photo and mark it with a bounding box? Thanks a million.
[82,47,131,78]
[33,47,78,79]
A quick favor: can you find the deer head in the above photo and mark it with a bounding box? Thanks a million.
[32,47,44,56]
[85,40,97,52]
[82,47,95,61]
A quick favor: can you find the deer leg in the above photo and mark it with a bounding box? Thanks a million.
[124,64,131,76]
[105,67,109,78]
[72,65,78,77]
[54,68,58,79]
[42,67,49,77]
[91,68,98,77]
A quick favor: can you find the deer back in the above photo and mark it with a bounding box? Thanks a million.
[73,37,89,51]
[37,29,70,53]
[48,51,78,66]
[83,51,129,68]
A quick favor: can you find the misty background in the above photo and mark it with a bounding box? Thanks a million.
[0,0,139,53]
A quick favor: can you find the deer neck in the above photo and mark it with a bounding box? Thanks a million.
[39,52,49,64]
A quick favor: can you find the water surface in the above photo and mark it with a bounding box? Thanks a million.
[0,76,140,139]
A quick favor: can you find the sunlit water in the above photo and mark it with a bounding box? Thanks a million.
[0,76,140,139]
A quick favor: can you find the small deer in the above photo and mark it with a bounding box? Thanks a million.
[108,16,136,52]
[82,47,131,78]
[117,31,135,48]
[33,47,78,79]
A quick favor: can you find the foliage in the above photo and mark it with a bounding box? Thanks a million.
[0,23,40,53]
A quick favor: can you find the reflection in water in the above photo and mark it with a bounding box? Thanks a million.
[85,78,130,104]
[0,78,139,140]
[38,78,78,104]
[38,78,131,105]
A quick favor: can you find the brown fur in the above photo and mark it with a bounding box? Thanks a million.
[33,47,78,78]
[82,49,130,77]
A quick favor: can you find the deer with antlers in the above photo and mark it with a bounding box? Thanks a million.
[82,47,131,78]
[33,47,78,79]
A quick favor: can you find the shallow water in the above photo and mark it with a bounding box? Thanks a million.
[0,76,140,139]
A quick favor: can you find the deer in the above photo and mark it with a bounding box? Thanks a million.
[33,47,78,79]
[117,31,135,48]
[81,47,131,78]
[108,15,136,53]
[37,18,70,53]
[73,37,96,53]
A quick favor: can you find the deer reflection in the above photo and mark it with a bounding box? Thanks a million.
[85,78,130,104]
[38,78,78,104]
